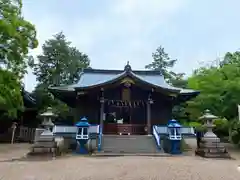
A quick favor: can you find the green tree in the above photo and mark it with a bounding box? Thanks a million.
[31,84,70,119]
[29,32,90,86]
[30,32,90,118]
[146,46,189,121]
[0,0,38,78]
[220,51,240,66]
[186,55,240,142]
[145,46,177,82]
[186,51,240,120]
[170,72,187,88]
[0,69,23,119]
[0,0,37,119]
[229,119,240,145]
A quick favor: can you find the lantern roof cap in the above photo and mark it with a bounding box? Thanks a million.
[40,107,57,117]
[75,117,90,127]
[167,119,182,128]
[199,109,218,120]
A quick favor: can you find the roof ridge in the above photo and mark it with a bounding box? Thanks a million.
[83,68,122,74]
[83,68,162,75]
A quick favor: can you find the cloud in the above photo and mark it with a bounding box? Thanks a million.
[22,0,240,92]
[112,0,184,19]
[22,0,186,91]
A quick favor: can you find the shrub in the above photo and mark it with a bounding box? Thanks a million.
[188,121,206,132]
[187,118,230,137]
[188,121,202,127]
[213,118,229,138]
[229,119,240,145]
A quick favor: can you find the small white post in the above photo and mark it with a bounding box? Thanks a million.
[238,105,240,121]
[11,122,17,144]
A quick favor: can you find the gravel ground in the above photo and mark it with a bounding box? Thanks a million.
[0,155,240,180]
[0,143,239,180]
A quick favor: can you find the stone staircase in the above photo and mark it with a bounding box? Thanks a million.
[100,135,161,154]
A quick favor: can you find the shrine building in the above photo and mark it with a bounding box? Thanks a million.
[49,63,199,135]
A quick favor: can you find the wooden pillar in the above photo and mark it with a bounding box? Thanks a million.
[147,92,153,135]
[73,106,79,123]
[100,89,104,130]
[147,102,151,135]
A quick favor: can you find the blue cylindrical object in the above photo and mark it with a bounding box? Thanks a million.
[170,140,181,154]
[163,137,182,154]
[75,117,90,154]
[76,139,88,154]
[164,119,182,154]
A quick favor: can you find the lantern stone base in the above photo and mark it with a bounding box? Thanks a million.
[195,139,230,159]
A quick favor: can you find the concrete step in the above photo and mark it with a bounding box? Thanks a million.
[94,152,170,157]
[101,135,161,154]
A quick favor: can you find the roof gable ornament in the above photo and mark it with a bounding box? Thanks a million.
[124,61,132,72]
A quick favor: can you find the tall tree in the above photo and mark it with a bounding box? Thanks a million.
[220,51,240,66]
[0,0,38,119]
[0,0,38,78]
[145,46,177,82]
[183,51,240,145]
[186,51,240,120]
[29,32,90,118]
[0,69,23,119]
[29,32,90,86]
[170,72,187,88]
[146,46,189,121]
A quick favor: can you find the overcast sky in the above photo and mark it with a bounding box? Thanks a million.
[22,0,240,92]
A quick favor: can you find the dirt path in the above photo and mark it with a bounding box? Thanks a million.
[0,143,239,180]
[0,143,30,161]
[0,155,239,180]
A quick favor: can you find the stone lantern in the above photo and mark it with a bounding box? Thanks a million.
[195,109,230,158]
[200,109,219,142]
[40,107,56,131]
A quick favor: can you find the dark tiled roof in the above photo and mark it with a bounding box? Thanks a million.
[49,65,200,98]
[50,68,179,92]
[78,68,171,88]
